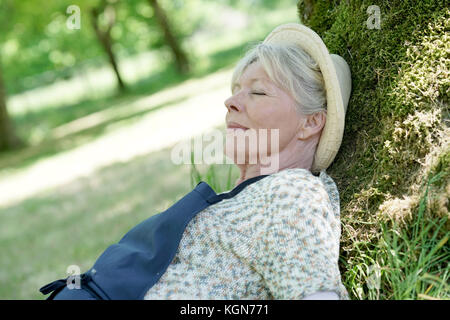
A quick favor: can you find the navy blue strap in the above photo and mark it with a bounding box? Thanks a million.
[206,175,269,204]
[40,272,111,300]
[79,272,111,300]
[40,279,66,295]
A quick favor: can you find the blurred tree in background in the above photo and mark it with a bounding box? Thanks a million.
[147,0,190,74]
[0,0,197,151]
[90,0,126,91]
[0,0,194,93]
[0,55,22,150]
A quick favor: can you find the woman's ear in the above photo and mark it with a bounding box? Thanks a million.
[297,111,326,141]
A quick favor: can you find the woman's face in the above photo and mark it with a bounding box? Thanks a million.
[224,60,303,165]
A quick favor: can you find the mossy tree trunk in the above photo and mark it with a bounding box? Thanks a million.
[298,0,314,23]
[296,0,449,300]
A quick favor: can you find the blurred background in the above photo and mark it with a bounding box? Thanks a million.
[0,0,298,299]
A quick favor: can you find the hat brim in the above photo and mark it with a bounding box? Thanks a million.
[263,23,351,172]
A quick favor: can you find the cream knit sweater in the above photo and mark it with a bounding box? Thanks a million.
[144,168,349,300]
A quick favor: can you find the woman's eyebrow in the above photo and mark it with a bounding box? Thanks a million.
[232,78,266,90]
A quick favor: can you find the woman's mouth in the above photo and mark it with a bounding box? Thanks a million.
[227,121,249,130]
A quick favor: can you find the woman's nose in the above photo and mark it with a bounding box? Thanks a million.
[224,95,243,113]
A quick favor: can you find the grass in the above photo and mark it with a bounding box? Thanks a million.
[189,158,237,194]
[378,171,449,300]
[0,146,195,299]
[341,169,449,300]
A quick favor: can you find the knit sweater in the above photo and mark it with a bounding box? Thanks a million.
[144,168,349,300]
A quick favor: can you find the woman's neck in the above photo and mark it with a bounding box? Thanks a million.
[234,147,316,186]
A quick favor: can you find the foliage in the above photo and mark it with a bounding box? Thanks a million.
[0,0,204,94]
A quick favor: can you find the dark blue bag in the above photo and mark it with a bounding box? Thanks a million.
[40,175,269,300]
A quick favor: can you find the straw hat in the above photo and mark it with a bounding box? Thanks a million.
[263,23,352,173]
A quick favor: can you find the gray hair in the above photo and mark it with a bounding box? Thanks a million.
[231,42,327,116]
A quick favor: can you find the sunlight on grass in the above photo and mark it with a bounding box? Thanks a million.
[51,67,233,139]
[0,145,195,299]
[7,51,163,117]
[0,67,232,208]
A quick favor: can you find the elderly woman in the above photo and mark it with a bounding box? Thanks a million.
[40,23,352,300]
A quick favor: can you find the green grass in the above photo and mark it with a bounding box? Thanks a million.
[0,146,194,299]
[189,158,237,194]
[340,169,449,300]
[378,171,449,300]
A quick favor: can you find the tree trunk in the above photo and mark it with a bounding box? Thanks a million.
[147,0,190,74]
[90,4,126,92]
[0,61,22,151]
[297,0,315,24]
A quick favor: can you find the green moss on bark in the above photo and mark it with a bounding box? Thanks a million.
[298,0,449,299]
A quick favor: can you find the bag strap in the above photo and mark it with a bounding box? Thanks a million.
[204,174,270,204]
[39,279,67,300]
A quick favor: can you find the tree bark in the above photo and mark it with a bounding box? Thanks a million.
[0,61,22,151]
[147,0,190,74]
[297,0,315,25]
[90,3,126,92]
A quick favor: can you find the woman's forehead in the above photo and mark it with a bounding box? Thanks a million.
[242,61,269,80]
[233,63,272,89]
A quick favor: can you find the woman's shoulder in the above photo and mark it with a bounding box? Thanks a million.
[263,168,325,193]
[258,168,340,218]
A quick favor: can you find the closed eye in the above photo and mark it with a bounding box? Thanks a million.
[251,92,266,96]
